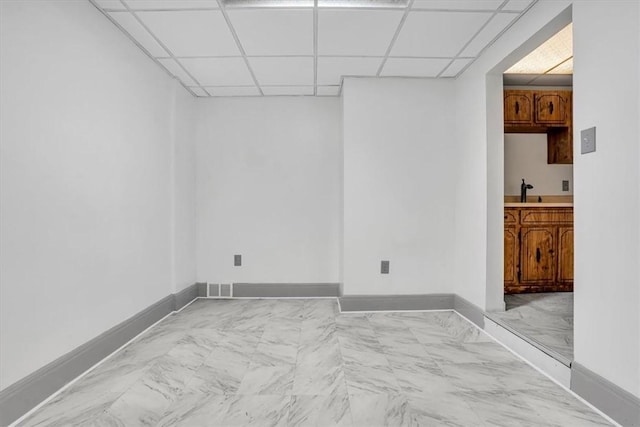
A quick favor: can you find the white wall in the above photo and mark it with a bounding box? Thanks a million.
[454,0,640,399]
[195,97,342,284]
[453,0,572,312]
[171,87,197,293]
[572,0,640,398]
[0,1,194,390]
[504,133,573,196]
[342,78,456,295]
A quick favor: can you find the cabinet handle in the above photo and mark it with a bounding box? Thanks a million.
[536,248,541,263]
[515,101,520,115]
[548,101,554,114]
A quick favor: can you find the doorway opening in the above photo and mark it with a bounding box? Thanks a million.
[487,21,575,367]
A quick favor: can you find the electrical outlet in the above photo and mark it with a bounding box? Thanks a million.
[234,254,241,266]
[562,180,569,191]
[381,260,390,274]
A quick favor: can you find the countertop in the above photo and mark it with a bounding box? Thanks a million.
[504,202,573,207]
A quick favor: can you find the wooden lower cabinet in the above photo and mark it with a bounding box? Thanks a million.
[504,227,518,287]
[520,227,555,284]
[557,227,574,288]
[504,207,573,294]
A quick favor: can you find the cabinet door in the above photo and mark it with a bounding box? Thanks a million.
[535,93,566,124]
[504,227,519,291]
[557,227,574,283]
[504,91,533,124]
[520,227,555,284]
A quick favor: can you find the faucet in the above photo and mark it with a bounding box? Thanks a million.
[521,179,534,203]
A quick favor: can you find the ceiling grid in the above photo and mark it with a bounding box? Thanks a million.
[89,0,539,97]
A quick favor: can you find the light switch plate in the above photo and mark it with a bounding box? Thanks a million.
[581,126,596,154]
[234,254,241,266]
[562,180,569,191]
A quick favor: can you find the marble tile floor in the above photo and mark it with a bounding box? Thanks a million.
[17,298,609,427]
[487,293,573,363]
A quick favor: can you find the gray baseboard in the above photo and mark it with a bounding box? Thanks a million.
[196,282,208,297]
[571,362,640,426]
[453,295,485,328]
[233,283,340,298]
[173,283,199,311]
[339,293,455,312]
[0,283,199,426]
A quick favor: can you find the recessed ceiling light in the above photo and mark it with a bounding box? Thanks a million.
[222,0,408,7]
[505,23,572,75]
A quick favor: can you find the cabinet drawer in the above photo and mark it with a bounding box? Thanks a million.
[504,209,518,224]
[521,208,573,224]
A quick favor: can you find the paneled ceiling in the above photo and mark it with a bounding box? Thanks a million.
[90,0,537,97]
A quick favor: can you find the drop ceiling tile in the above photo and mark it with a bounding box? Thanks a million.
[205,86,260,96]
[158,58,198,85]
[381,57,450,77]
[248,57,314,86]
[181,57,254,86]
[502,0,534,12]
[412,0,503,10]
[124,0,219,9]
[108,12,168,57]
[136,10,239,56]
[460,12,517,57]
[391,11,490,57]
[261,86,314,96]
[95,0,126,10]
[317,56,382,85]
[439,58,472,77]
[318,10,404,56]
[227,9,313,56]
[316,85,341,96]
[189,87,209,96]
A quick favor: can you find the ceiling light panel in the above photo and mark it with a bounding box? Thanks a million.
[391,11,490,57]
[548,57,572,74]
[261,86,314,95]
[505,23,572,74]
[319,0,408,8]
[381,57,450,76]
[316,85,341,95]
[318,10,404,56]
[205,86,261,96]
[317,56,382,85]
[227,9,313,56]
[411,0,503,10]
[180,57,254,85]
[248,57,314,85]
[108,12,168,57]
[501,0,534,12]
[459,12,516,57]
[158,58,198,85]
[136,10,239,56]
[123,0,219,9]
[223,0,314,8]
[439,57,472,77]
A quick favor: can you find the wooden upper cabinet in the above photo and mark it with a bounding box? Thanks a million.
[504,89,573,164]
[535,93,567,124]
[504,91,533,125]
